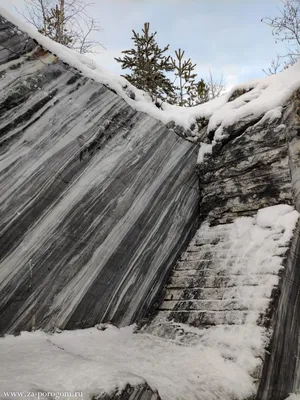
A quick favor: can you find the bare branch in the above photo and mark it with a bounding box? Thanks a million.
[206,70,225,99]
[262,0,300,66]
[19,0,104,54]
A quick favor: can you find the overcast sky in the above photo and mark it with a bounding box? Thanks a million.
[2,0,288,89]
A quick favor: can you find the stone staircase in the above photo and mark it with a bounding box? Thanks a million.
[147,210,290,345]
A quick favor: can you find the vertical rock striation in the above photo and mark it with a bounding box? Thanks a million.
[0,15,199,335]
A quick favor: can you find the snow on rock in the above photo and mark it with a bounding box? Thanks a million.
[1,5,300,154]
[197,142,213,164]
[256,204,299,238]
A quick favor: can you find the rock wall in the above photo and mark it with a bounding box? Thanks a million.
[0,15,35,64]
[147,100,300,399]
[197,109,293,224]
[0,15,199,335]
[149,97,294,324]
[3,11,300,400]
[256,92,300,400]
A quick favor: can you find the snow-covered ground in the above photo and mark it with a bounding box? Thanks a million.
[0,325,258,400]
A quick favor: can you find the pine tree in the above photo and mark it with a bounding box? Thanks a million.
[194,78,210,105]
[170,49,209,106]
[115,22,175,103]
[171,48,196,106]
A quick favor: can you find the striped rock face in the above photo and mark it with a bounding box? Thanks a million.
[0,15,199,334]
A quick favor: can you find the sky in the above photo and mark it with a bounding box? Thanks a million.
[1,0,288,90]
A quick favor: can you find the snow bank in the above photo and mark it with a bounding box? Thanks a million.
[1,6,300,146]
[0,325,255,400]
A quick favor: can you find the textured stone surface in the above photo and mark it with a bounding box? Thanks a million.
[0,15,199,335]
[148,212,289,337]
[197,112,293,225]
[93,383,161,400]
[149,97,294,329]
[147,96,299,398]
[256,221,300,400]
[0,15,35,64]
[256,92,300,400]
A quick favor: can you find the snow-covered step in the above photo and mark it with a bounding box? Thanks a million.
[164,284,279,301]
[157,310,252,326]
[172,269,215,277]
[159,298,270,312]
[175,260,213,270]
[186,243,231,252]
[179,250,235,261]
[163,287,224,301]
[172,269,280,278]
[150,206,298,335]
[166,274,278,289]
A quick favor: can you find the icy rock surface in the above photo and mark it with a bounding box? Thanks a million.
[0,15,199,334]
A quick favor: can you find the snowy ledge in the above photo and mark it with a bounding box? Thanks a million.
[2,6,300,156]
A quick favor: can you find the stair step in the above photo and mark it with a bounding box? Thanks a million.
[186,243,231,253]
[180,250,235,262]
[175,260,213,270]
[194,232,231,242]
[167,274,278,289]
[158,310,255,326]
[159,298,270,312]
[172,270,280,278]
[164,285,276,301]
[172,269,220,277]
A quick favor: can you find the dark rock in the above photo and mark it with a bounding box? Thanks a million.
[190,123,196,131]
[128,90,135,100]
[228,87,253,102]
[166,120,175,129]
[92,383,161,400]
[195,116,208,131]
[0,16,35,65]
